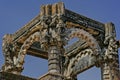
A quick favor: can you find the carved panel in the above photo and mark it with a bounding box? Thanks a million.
[64,48,96,79]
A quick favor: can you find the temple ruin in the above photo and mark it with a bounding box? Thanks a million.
[0,2,120,80]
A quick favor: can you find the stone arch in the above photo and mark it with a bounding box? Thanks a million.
[68,28,101,55]
[64,28,101,79]
[16,31,40,73]
[75,49,95,73]
[64,49,95,79]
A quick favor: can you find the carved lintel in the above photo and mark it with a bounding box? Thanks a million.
[65,9,104,33]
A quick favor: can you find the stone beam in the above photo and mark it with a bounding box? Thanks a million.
[13,14,41,42]
[65,40,88,57]
[12,8,105,43]
[27,46,48,59]
[26,40,87,59]
[65,9,105,33]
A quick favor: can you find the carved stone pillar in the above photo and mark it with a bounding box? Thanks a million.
[40,14,67,80]
[48,46,61,73]
[101,62,120,80]
[101,23,120,80]
[1,34,21,74]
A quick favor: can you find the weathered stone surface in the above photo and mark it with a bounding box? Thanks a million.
[0,72,36,80]
[39,73,63,80]
[1,2,120,80]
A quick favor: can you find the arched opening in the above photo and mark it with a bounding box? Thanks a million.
[22,55,48,78]
[64,37,79,48]
[16,31,49,78]
[77,67,101,80]
[16,32,41,73]
[63,29,101,79]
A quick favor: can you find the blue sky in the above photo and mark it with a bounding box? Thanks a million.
[0,0,120,80]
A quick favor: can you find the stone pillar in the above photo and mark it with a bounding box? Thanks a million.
[1,34,22,74]
[40,15,66,79]
[101,23,120,80]
[48,46,61,74]
[101,62,120,80]
[39,3,66,79]
[48,46,63,80]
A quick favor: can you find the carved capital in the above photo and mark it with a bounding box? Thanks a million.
[40,15,67,50]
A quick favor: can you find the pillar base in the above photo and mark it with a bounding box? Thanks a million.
[39,72,63,80]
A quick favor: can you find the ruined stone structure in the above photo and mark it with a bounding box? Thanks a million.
[0,2,120,80]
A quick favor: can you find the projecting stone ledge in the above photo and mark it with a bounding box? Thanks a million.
[0,72,37,80]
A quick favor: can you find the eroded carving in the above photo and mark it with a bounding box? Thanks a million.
[1,2,120,80]
[15,32,40,73]
[101,23,120,80]
[1,34,20,74]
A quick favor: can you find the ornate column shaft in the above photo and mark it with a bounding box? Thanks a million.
[39,13,67,79]
[101,23,120,80]
[48,45,61,73]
